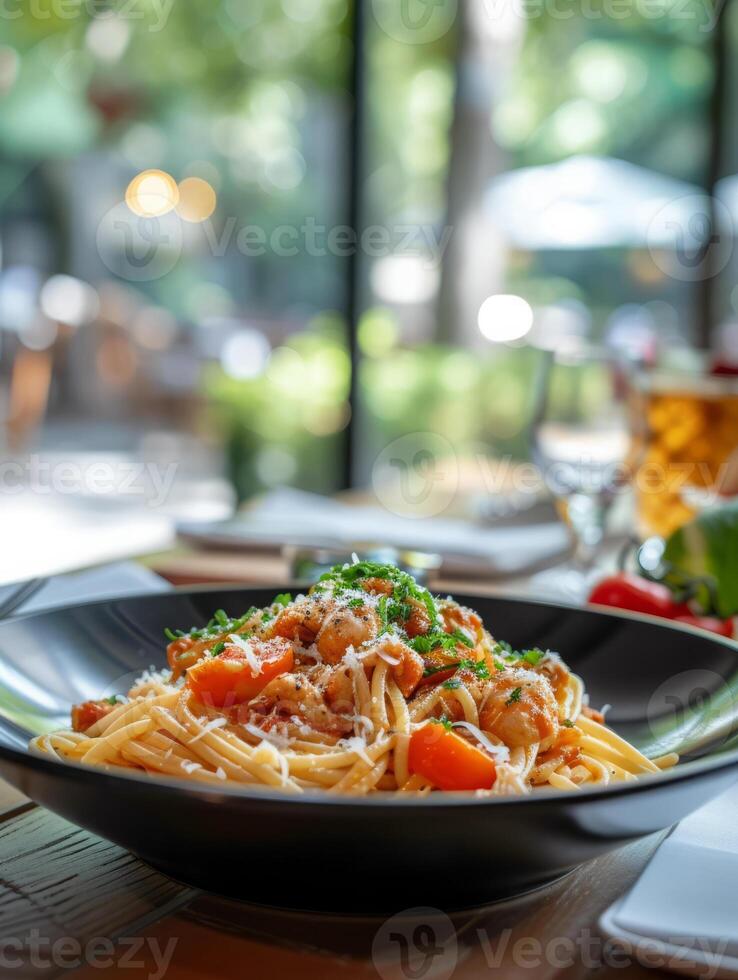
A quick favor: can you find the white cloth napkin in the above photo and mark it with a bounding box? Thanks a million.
[179,488,571,577]
[600,782,738,978]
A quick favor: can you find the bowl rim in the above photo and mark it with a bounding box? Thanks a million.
[2,584,738,811]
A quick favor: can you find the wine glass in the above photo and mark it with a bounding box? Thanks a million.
[529,345,637,600]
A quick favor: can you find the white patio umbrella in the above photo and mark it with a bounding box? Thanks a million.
[485,154,706,250]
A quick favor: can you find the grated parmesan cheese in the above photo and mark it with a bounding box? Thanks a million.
[243,722,290,749]
[215,767,227,780]
[187,716,227,744]
[180,760,202,774]
[341,736,374,768]
[351,715,374,738]
[451,721,510,763]
[228,634,261,674]
[132,666,175,689]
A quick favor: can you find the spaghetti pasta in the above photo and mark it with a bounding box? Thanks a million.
[31,559,677,795]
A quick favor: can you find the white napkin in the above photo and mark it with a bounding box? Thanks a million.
[600,782,738,978]
[180,488,571,577]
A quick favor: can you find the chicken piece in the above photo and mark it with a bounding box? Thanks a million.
[479,668,559,748]
[315,605,380,664]
[403,599,432,639]
[271,595,336,645]
[247,673,353,736]
[361,577,393,596]
[532,654,571,707]
[323,664,355,715]
[376,636,425,697]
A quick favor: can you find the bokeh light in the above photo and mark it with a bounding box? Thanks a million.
[220,329,271,380]
[478,295,534,343]
[40,275,99,326]
[176,177,217,222]
[125,170,179,217]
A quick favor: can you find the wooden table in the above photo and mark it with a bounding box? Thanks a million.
[0,556,673,980]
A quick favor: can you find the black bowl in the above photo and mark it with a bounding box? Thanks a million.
[1,587,738,914]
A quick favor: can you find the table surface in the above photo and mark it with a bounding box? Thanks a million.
[0,553,673,980]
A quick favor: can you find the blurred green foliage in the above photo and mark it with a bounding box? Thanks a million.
[206,308,541,500]
[0,0,719,499]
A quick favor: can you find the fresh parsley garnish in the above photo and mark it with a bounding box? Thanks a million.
[105,695,120,705]
[318,560,441,629]
[166,605,261,644]
[521,648,545,666]
[347,596,364,608]
[422,657,489,680]
[210,641,226,657]
[505,687,522,706]
[563,719,575,728]
[431,714,454,731]
[493,642,547,668]
[442,678,462,690]
[410,630,473,655]
[273,593,293,607]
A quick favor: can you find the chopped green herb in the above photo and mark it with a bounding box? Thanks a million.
[422,657,489,680]
[563,719,575,728]
[442,678,462,690]
[431,714,454,731]
[346,596,364,608]
[423,661,455,678]
[105,695,120,705]
[410,629,473,655]
[317,560,441,629]
[520,648,545,667]
[164,628,183,642]
[214,609,229,627]
[210,641,226,657]
[273,593,293,608]
[505,687,522,706]
[494,660,507,672]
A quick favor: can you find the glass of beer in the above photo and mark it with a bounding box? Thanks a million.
[634,362,738,538]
